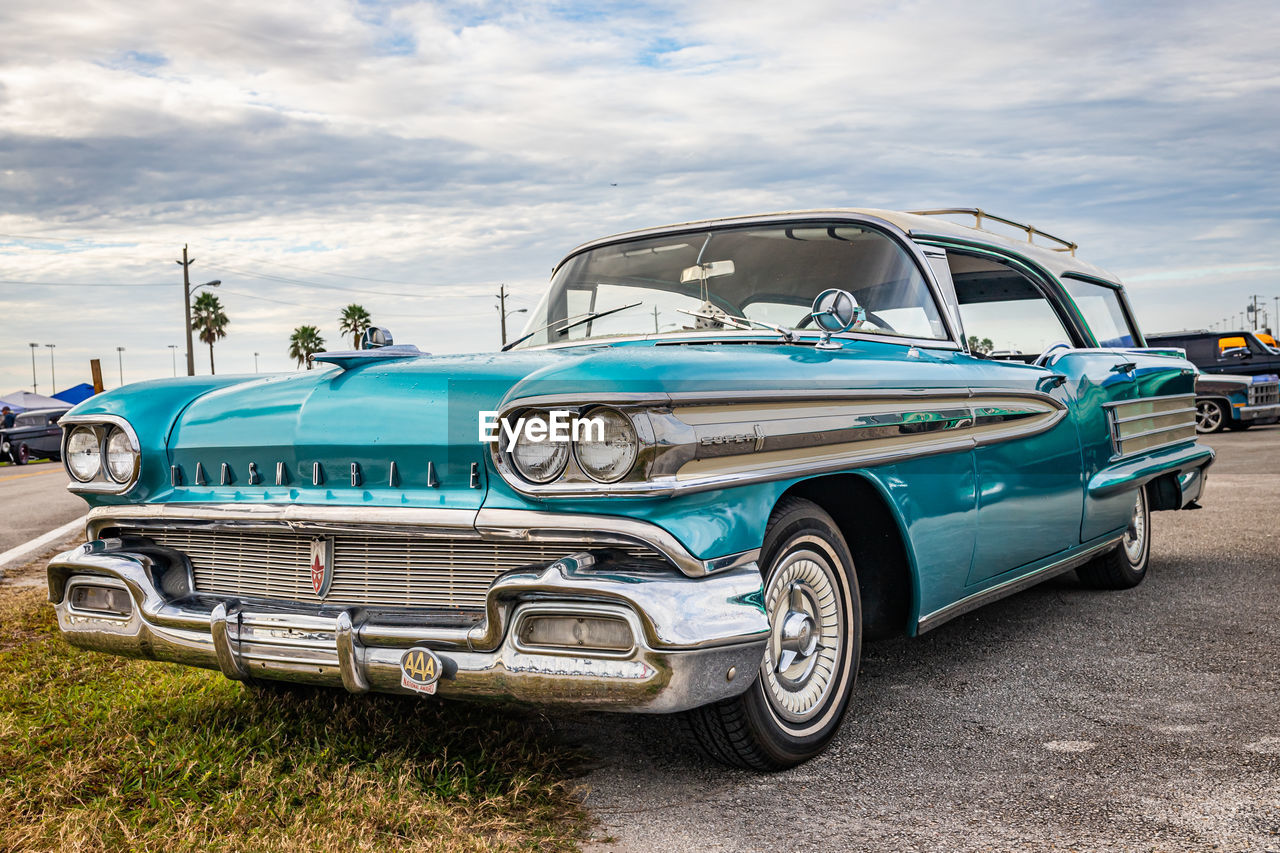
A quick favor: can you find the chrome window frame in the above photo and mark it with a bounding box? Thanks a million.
[517,212,965,351]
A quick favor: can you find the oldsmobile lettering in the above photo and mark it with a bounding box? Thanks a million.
[48,208,1213,770]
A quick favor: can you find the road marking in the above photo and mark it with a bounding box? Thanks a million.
[0,467,65,483]
[0,515,87,572]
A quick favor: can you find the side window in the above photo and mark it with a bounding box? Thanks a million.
[1060,277,1138,348]
[1184,339,1216,363]
[1217,336,1248,360]
[947,252,1074,359]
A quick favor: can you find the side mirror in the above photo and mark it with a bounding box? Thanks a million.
[361,327,394,350]
[810,289,864,349]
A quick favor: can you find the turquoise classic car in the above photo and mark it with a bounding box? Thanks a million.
[49,208,1212,770]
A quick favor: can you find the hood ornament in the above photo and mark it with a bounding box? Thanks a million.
[312,327,428,370]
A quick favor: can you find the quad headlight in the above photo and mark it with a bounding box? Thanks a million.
[573,407,638,483]
[62,419,140,491]
[104,428,139,483]
[502,406,640,487]
[65,426,102,482]
[509,411,570,484]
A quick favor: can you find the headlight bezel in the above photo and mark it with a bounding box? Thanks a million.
[492,403,654,494]
[60,416,141,494]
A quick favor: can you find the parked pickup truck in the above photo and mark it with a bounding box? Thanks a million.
[49,208,1212,770]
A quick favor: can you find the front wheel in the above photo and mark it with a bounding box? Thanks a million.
[13,444,28,465]
[1195,399,1227,434]
[683,497,861,770]
[1078,486,1150,589]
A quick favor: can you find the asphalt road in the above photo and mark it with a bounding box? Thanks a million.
[570,426,1280,852]
[0,460,85,553]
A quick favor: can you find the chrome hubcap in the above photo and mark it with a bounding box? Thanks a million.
[1123,490,1147,564]
[763,547,842,723]
[1195,401,1221,433]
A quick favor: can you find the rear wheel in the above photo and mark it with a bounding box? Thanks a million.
[1194,399,1227,434]
[1078,486,1150,590]
[683,497,861,770]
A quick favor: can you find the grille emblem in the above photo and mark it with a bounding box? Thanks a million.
[310,536,335,598]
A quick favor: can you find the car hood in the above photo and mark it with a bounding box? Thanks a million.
[165,340,959,508]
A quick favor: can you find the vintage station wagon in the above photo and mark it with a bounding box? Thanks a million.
[50,208,1213,769]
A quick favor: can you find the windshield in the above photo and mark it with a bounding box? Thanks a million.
[513,222,948,348]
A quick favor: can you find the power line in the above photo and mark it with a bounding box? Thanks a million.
[0,279,171,287]
[200,260,438,298]
[215,249,433,286]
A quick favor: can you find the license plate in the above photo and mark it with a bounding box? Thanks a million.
[400,647,443,695]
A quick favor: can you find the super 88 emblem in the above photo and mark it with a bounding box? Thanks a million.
[310,537,334,598]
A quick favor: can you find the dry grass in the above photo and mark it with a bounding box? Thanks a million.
[0,550,589,852]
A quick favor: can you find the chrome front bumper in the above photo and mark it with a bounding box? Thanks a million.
[49,538,768,714]
[1237,402,1280,422]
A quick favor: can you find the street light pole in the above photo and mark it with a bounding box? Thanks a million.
[116,347,126,386]
[45,343,56,394]
[177,244,221,377]
[168,345,178,377]
[28,343,38,393]
[254,352,260,373]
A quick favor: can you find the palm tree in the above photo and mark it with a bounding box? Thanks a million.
[339,304,372,349]
[191,292,229,374]
[289,325,326,370]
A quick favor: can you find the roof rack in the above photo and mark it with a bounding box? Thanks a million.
[909,208,1078,256]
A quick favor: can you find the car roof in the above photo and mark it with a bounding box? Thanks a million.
[560,208,1122,285]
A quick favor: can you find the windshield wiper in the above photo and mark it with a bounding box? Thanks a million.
[675,307,800,343]
[501,301,644,351]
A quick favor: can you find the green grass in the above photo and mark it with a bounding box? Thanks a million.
[0,582,589,852]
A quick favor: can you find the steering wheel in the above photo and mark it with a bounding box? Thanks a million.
[1034,341,1073,367]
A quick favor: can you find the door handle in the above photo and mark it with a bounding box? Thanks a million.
[1038,374,1067,392]
[1111,361,1137,373]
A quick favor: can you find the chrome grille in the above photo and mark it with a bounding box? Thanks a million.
[1249,381,1279,407]
[115,526,665,610]
[1107,394,1197,459]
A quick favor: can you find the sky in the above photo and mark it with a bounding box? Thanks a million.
[1,0,1278,393]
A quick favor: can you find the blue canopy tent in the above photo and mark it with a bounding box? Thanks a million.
[0,390,73,413]
[53,383,95,406]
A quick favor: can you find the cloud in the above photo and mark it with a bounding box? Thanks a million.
[1,0,1279,389]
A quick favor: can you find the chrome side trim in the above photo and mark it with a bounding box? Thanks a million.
[917,537,1122,634]
[84,504,756,579]
[493,388,1067,498]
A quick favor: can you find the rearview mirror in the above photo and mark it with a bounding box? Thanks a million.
[680,260,735,284]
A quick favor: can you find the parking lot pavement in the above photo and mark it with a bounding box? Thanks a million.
[0,460,85,553]
[571,426,1280,852]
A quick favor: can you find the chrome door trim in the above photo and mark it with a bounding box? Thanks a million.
[916,536,1122,634]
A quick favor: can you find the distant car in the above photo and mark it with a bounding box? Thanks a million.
[1,408,66,464]
[1148,330,1280,379]
[1192,373,1280,433]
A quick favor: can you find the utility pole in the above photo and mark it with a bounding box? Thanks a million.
[495,284,527,346]
[168,345,178,377]
[45,343,56,394]
[28,343,38,393]
[116,347,125,386]
[177,245,220,376]
[497,284,509,346]
[1248,295,1264,331]
[178,245,195,376]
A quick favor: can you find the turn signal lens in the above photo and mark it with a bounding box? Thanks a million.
[65,427,101,482]
[519,614,634,652]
